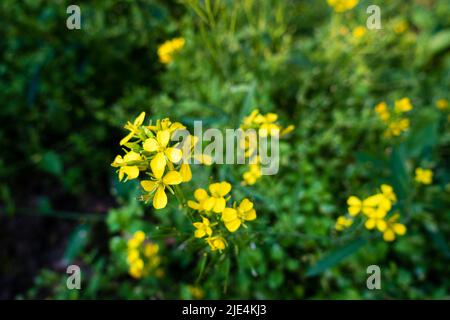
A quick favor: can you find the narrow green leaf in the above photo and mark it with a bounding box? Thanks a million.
[306,237,367,277]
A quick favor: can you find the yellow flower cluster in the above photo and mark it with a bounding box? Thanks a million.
[126,231,162,279]
[157,38,185,64]
[375,98,413,137]
[112,112,208,209]
[415,167,433,185]
[352,26,366,39]
[189,181,257,252]
[240,109,294,185]
[336,184,407,242]
[327,0,359,13]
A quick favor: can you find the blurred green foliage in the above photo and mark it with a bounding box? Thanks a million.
[1,0,449,299]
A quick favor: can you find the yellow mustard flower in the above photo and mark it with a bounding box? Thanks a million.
[188,285,204,299]
[221,198,257,232]
[380,184,397,202]
[111,151,142,181]
[205,236,227,251]
[364,209,387,232]
[141,170,183,209]
[157,38,185,64]
[193,217,213,238]
[415,168,433,185]
[127,249,140,264]
[243,162,262,185]
[382,214,407,242]
[352,26,366,38]
[385,118,410,137]
[120,112,146,146]
[395,97,413,113]
[203,182,232,213]
[179,135,213,182]
[327,0,359,13]
[335,216,353,231]
[188,188,211,213]
[144,243,159,258]
[258,113,281,137]
[347,194,390,217]
[143,129,183,179]
[147,118,186,134]
[375,102,391,122]
[436,99,448,110]
[129,258,144,279]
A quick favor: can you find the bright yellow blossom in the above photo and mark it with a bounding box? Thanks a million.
[205,236,227,251]
[141,170,183,209]
[385,118,410,137]
[143,130,183,179]
[335,216,353,231]
[415,168,433,185]
[380,184,397,202]
[347,194,390,217]
[436,99,448,110]
[188,188,211,213]
[202,182,232,213]
[327,0,359,13]
[375,102,391,122]
[120,112,146,145]
[243,162,262,185]
[352,26,366,38]
[111,151,142,181]
[382,214,407,242]
[193,217,213,238]
[144,243,159,258]
[157,38,185,64]
[395,97,413,113]
[364,209,387,232]
[221,198,256,232]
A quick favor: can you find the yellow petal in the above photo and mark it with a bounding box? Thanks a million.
[208,183,220,196]
[153,186,167,209]
[194,189,208,201]
[122,166,139,180]
[165,147,182,163]
[213,197,226,213]
[143,138,159,152]
[180,163,192,182]
[243,209,256,221]
[157,130,170,148]
[238,198,253,212]
[151,152,166,179]
[120,131,134,146]
[218,182,232,196]
[118,168,125,181]
[347,196,361,207]
[376,220,387,232]
[194,229,206,238]
[383,229,396,242]
[225,219,241,232]
[123,151,141,162]
[365,219,376,230]
[111,155,123,167]
[141,180,157,192]
[393,223,406,235]
[162,171,183,185]
[188,200,200,210]
[134,112,146,126]
[203,197,215,212]
[222,208,238,221]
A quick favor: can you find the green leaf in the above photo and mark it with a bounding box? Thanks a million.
[63,224,91,264]
[39,151,63,176]
[306,237,367,277]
